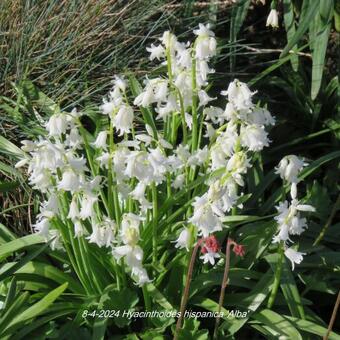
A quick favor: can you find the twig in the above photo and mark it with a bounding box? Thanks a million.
[323,290,340,340]
[243,46,312,58]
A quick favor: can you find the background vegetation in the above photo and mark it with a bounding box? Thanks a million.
[0,0,339,338]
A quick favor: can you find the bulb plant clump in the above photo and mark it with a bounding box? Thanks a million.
[16,24,316,333]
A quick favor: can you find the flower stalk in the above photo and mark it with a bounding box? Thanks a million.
[324,290,340,340]
[191,56,198,152]
[174,239,202,340]
[152,182,158,267]
[214,238,245,338]
[267,242,284,308]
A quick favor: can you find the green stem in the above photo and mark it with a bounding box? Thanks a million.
[107,124,114,219]
[191,57,198,152]
[176,88,187,144]
[197,103,205,149]
[152,183,158,266]
[78,237,102,293]
[78,124,110,214]
[112,258,121,290]
[53,218,90,294]
[166,37,174,144]
[267,243,284,308]
[57,193,95,294]
[171,113,177,145]
[142,285,151,312]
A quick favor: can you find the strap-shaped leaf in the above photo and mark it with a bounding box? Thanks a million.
[0,234,44,260]
[252,309,303,340]
[0,135,26,160]
[283,0,299,71]
[310,3,333,100]
[2,282,68,335]
[0,239,51,282]
[280,0,319,58]
[266,254,305,319]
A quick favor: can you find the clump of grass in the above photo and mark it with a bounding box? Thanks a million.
[0,0,233,106]
[0,0,169,103]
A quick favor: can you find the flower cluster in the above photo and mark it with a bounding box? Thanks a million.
[273,155,315,269]
[16,24,310,287]
[135,24,216,121]
[182,80,275,239]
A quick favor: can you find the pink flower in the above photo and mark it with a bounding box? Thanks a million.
[201,235,220,254]
[228,238,246,257]
[233,244,245,257]
[199,235,220,265]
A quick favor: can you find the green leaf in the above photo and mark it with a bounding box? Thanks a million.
[220,215,270,224]
[0,292,30,335]
[19,80,60,116]
[283,0,299,71]
[299,151,340,180]
[305,180,332,220]
[0,240,51,282]
[201,270,274,336]
[1,261,84,294]
[92,315,107,340]
[12,309,76,340]
[177,318,209,340]
[319,0,334,23]
[280,0,319,58]
[235,221,277,268]
[0,224,16,244]
[252,309,303,340]
[146,283,174,311]
[229,0,251,72]
[3,277,17,311]
[190,268,261,298]
[310,19,332,99]
[265,254,305,318]
[284,315,340,339]
[0,135,26,160]
[99,285,139,328]
[0,234,44,260]
[0,181,19,193]
[2,282,68,335]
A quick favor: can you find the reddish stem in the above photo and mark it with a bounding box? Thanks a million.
[323,289,340,340]
[213,238,233,339]
[174,239,202,340]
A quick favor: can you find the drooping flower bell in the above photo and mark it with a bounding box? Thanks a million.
[284,247,305,270]
[275,155,306,184]
[266,9,279,28]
